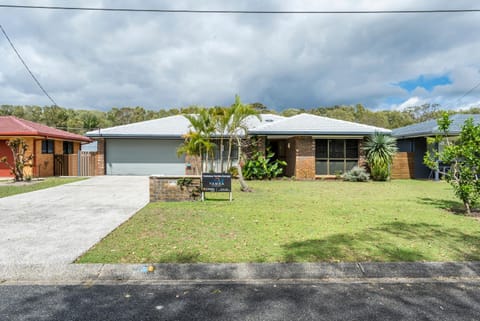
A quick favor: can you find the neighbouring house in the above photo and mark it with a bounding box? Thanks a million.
[0,116,92,178]
[392,114,480,179]
[86,113,390,179]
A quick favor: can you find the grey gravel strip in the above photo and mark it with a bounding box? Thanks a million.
[1,262,479,284]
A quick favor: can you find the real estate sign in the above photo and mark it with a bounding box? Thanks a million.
[201,173,232,192]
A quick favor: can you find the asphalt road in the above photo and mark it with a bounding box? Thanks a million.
[1,280,479,321]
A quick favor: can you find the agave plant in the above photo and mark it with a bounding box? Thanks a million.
[362,133,398,181]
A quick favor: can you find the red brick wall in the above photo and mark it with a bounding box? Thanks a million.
[294,136,315,180]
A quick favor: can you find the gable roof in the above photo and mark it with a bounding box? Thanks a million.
[249,113,391,136]
[86,114,286,138]
[392,114,480,138]
[0,116,91,142]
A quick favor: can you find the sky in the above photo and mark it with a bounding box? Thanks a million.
[0,0,480,112]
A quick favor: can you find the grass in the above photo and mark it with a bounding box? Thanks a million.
[0,177,86,198]
[77,180,480,263]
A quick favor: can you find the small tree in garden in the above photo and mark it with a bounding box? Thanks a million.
[0,138,34,182]
[424,113,480,215]
[362,133,398,181]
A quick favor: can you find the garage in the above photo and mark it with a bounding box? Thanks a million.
[105,139,185,175]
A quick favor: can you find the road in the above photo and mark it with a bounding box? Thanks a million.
[1,279,479,321]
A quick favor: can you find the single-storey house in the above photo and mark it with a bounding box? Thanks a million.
[86,113,390,179]
[0,116,92,178]
[392,114,480,179]
[250,113,391,178]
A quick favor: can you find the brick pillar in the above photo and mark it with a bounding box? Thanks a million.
[358,138,367,168]
[294,136,315,180]
[95,138,105,176]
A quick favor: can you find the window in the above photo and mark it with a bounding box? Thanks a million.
[315,139,360,175]
[63,141,74,154]
[42,140,54,154]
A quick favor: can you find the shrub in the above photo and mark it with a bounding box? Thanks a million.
[343,166,370,182]
[243,149,287,180]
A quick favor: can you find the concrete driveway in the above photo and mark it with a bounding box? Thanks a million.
[0,176,149,264]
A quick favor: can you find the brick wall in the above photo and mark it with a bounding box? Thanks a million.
[95,138,105,176]
[294,136,315,180]
[185,155,201,175]
[150,175,201,202]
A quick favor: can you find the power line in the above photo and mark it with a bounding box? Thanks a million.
[0,4,480,14]
[0,24,58,106]
[453,80,480,107]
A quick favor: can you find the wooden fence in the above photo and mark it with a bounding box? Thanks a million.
[391,152,415,179]
[78,151,96,176]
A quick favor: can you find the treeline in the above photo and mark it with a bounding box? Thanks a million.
[1,103,479,134]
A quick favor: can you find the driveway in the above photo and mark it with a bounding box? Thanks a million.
[0,176,149,264]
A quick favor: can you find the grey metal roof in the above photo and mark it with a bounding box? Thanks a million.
[249,113,391,136]
[392,114,480,138]
[86,114,286,138]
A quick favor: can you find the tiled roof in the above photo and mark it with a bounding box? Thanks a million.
[249,113,391,135]
[392,114,480,138]
[86,114,286,138]
[0,116,91,142]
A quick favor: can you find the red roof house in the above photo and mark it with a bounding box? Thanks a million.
[0,116,92,177]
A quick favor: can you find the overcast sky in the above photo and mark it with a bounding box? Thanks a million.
[1,0,480,111]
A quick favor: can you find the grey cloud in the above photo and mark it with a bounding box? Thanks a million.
[0,0,479,110]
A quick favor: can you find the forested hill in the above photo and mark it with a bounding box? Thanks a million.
[1,103,478,135]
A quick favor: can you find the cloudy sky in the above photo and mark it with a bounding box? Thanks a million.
[1,0,480,111]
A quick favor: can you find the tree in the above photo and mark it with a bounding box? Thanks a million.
[226,95,260,192]
[362,133,398,181]
[424,113,480,214]
[0,138,34,182]
[181,109,216,173]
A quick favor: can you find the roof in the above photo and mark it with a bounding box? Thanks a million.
[249,113,391,136]
[392,114,480,138]
[86,114,286,138]
[0,116,92,143]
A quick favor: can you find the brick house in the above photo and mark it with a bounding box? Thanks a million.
[250,113,391,179]
[86,113,390,179]
[0,116,92,178]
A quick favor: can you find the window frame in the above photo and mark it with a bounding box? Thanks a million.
[315,139,360,175]
[63,141,74,154]
[41,139,54,154]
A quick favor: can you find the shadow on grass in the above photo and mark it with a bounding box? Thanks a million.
[418,197,467,215]
[282,221,480,262]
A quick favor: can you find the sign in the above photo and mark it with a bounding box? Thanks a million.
[202,173,232,192]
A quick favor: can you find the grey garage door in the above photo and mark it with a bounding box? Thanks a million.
[106,139,185,175]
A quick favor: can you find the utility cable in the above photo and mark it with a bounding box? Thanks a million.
[0,24,58,106]
[0,4,479,14]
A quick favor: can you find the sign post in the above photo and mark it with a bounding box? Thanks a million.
[201,173,232,201]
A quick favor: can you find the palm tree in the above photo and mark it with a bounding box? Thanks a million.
[211,106,230,172]
[226,95,260,191]
[182,110,216,173]
[362,132,398,181]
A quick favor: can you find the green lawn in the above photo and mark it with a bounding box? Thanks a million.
[0,177,86,198]
[77,180,480,263]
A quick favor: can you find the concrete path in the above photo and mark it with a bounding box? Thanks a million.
[0,176,149,264]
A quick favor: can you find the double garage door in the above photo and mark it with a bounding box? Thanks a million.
[106,139,185,175]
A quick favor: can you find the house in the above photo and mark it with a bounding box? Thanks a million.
[85,114,286,176]
[392,114,480,179]
[250,113,391,179]
[0,116,92,178]
[86,113,390,179]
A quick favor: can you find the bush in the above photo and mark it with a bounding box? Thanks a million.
[243,149,287,180]
[343,166,370,182]
[370,164,390,181]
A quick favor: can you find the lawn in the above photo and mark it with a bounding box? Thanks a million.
[0,177,86,198]
[77,180,480,263]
